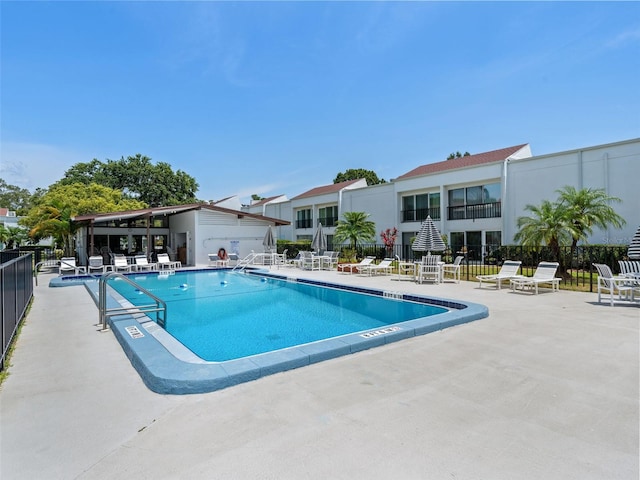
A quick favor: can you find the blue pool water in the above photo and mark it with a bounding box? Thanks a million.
[110,270,447,362]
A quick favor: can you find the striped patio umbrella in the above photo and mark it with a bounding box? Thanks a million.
[412,215,446,254]
[628,226,640,259]
[262,225,275,253]
[311,223,327,254]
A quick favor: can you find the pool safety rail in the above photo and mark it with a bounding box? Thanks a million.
[232,252,258,272]
[98,272,167,331]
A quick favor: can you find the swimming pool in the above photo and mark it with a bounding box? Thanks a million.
[82,269,488,394]
[109,271,448,362]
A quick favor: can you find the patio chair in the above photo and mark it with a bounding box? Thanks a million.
[337,256,376,274]
[320,251,340,270]
[510,261,560,295]
[476,260,522,289]
[88,255,111,274]
[416,255,441,284]
[359,258,395,276]
[442,255,464,283]
[134,255,158,271]
[618,260,640,276]
[157,253,181,270]
[276,249,297,268]
[298,251,321,271]
[594,263,637,306]
[113,254,133,272]
[59,257,87,276]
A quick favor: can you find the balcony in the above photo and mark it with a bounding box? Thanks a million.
[295,219,313,229]
[447,201,501,220]
[401,207,440,222]
[317,216,338,227]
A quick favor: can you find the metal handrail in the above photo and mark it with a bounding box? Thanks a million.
[232,252,257,272]
[98,272,167,331]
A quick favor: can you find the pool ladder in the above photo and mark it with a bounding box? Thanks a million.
[232,252,258,272]
[98,272,167,331]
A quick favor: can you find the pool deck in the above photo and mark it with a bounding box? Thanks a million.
[1,268,638,479]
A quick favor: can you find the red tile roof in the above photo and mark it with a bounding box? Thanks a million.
[251,195,285,207]
[395,144,529,180]
[292,179,364,200]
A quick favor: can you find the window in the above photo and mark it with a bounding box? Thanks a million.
[465,186,483,205]
[448,189,465,206]
[296,209,312,229]
[447,183,501,220]
[483,183,501,203]
[318,205,338,227]
[486,231,501,247]
[402,193,440,221]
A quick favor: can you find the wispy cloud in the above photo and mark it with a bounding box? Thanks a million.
[0,142,89,191]
[604,25,640,49]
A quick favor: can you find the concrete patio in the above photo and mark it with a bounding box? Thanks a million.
[1,268,638,479]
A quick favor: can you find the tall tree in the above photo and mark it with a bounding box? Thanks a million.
[0,178,34,215]
[556,186,625,252]
[333,211,376,249]
[21,183,146,255]
[57,154,199,207]
[334,169,386,186]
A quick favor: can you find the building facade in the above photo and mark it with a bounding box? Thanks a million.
[260,138,640,260]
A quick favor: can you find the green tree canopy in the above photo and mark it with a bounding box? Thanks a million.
[333,211,376,250]
[334,169,386,186]
[514,199,575,263]
[21,183,147,255]
[556,186,625,251]
[514,186,626,274]
[57,154,199,207]
[447,151,471,160]
[0,178,34,215]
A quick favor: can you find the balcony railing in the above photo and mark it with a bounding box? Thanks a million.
[317,216,338,227]
[401,207,440,222]
[447,202,501,220]
[295,219,313,229]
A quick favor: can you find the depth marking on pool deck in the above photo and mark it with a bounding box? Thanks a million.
[125,326,145,339]
[360,326,401,338]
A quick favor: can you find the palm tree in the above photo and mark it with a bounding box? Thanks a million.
[27,201,77,256]
[333,211,376,251]
[514,200,576,264]
[556,186,626,253]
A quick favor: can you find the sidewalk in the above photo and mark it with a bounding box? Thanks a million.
[1,270,638,479]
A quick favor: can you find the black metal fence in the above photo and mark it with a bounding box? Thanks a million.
[276,242,629,292]
[1,253,34,371]
[1,246,56,266]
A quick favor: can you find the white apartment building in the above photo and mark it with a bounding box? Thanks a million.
[255,138,640,260]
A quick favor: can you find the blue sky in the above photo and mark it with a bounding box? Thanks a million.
[2,1,639,204]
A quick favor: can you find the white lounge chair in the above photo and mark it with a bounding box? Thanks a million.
[359,258,394,276]
[510,261,560,294]
[88,255,111,274]
[337,256,375,274]
[476,260,522,289]
[112,254,133,272]
[59,257,86,276]
[134,255,157,271]
[442,255,464,283]
[594,263,638,306]
[157,253,181,270]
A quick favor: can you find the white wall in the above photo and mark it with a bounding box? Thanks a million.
[505,138,640,245]
[190,209,277,265]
